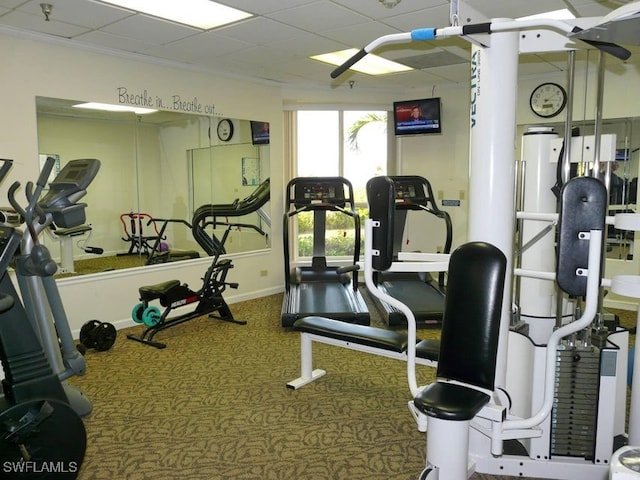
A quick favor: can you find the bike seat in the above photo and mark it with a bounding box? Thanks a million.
[139,280,181,301]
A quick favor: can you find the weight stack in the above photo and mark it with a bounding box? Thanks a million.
[552,345,600,459]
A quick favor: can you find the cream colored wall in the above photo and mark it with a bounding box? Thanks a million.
[393,88,472,253]
[0,32,285,333]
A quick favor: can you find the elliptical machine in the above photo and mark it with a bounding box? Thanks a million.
[0,157,94,478]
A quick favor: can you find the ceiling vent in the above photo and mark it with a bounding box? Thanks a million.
[396,50,468,69]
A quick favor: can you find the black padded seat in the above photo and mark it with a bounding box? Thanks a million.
[169,250,200,260]
[139,280,181,300]
[414,382,490,421]
[54,224,92,236]
[415,339,440,362]
[413,241,506,422]
[293,316,409,353]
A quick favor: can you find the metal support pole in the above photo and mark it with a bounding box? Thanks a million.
[468,23,519,388]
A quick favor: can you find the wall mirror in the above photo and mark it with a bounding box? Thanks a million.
[550,117,638,261]
[35,96,271,276]
[519,117,639,262]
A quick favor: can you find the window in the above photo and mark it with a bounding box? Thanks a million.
[293,109,388,258]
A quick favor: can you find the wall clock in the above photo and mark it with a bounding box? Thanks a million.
[217,119,234,142]
[529,82,567,118]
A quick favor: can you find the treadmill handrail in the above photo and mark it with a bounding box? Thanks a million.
[191,177,271,255]
[389,175,452,288]
[193,177,270,219]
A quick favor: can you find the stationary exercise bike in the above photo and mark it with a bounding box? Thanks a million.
[0,157,90,478]
[127,226,245,349]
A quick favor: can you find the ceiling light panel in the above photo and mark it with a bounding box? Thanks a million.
[96,0,253,30]
[73,102,157,115]
[311,49,412,75]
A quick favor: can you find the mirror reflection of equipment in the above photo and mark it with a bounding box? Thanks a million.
[35,98,273,275]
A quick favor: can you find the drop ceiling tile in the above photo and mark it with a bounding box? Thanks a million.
[465,0,567,20]
[267,32,348,57]
[101,14,200,45]
[330,0,448,20]
[214,16,308,45]
[378,4,451,32]
[143,31,251,63]
[0,10,89,37]
[266,1,370,32]
[0,0,29,9]
[15,0,133,29]
[319,20,401,46]
[75,30,157,53]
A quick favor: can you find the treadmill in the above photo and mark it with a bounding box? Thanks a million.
[372,175,452,327]
[192,177,271,256]
[281,176,370,327]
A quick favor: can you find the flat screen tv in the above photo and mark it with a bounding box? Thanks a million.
[250,121,270,145]
[393,98,442,136]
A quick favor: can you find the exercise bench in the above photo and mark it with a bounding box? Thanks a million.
[286,316,440,389]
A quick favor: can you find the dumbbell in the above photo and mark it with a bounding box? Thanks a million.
[78,320,117,352]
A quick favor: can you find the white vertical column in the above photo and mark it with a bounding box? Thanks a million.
[467,21,519,387]
[520,127,560,342]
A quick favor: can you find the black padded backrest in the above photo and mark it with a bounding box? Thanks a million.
[556,176,607,297]
[366,176,395,271]
[436,242,507,391]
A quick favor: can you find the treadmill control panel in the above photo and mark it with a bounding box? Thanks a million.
[392,177,429,209]
[291,179,348,209]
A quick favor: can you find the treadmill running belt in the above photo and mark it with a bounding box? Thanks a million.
[281,282,369,327]
[379,274,444,327]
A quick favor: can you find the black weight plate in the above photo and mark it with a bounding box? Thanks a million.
[79,320,102,348]
[94,322,117,351]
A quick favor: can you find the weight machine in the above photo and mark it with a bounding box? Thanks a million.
[331,3,640,479]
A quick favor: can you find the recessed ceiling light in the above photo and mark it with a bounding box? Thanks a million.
[311,49,412,75]
[518,9,576,21]
[73,102,157,115]
[97,0,253,30]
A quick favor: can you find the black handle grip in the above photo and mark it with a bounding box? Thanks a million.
[37,156,56,188]
[336,264,359,275]
[330,49,367,79]
[0,159,13,186]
